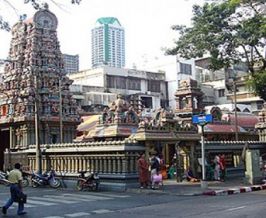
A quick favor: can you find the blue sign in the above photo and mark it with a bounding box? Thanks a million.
[192,114,213,125]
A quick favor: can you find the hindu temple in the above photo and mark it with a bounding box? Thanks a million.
[1,5,266,188]
[0,4,80,169]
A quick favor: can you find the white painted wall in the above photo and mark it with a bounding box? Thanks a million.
[69,68,105,87]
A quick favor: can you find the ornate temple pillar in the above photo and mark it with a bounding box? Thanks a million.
[98,157,102,173]
[129,154,134,173]
[176,97,181,110]
[9,126,14,149]
[122,157,127,174]
[103,157,107,173]
[187,96,193,108]
[108,157,112,173]
[117,156,122,174]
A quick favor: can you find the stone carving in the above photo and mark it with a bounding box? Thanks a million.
[0,6,80,147]
[99,95,139,125]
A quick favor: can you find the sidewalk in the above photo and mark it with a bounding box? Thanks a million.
[126,178,266,196]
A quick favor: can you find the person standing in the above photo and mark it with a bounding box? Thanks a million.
[219,154,226,181]
[2,163,27,216]
[137,153,150,188]
[150,152,160,189]
[214,155,220,181]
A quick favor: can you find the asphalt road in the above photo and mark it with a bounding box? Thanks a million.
[1,186,266,218]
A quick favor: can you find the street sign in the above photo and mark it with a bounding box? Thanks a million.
[192,114,213,125]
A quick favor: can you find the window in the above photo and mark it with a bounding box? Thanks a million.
[257,102,263,110]
[148,80,160,92]
[107,76,115,88]
[128,78,141,90]
[51,134,57,144]
[107,75,126,89]
[218,89,225,97]
[180,63,192,75]
[141,96,153,108]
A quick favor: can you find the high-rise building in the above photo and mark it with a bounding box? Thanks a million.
[91,17,125,68]
[63,54,79,74]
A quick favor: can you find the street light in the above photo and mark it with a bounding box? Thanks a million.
[226,68,239,141]
[59,79,63,143]
[34,75,42,175]
[233,80,239,141]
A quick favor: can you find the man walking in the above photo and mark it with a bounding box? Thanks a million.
[2,163,27,215]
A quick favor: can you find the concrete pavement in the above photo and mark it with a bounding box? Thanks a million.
[126,178,266,196]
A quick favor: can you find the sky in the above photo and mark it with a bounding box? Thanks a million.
[0,0,205,71]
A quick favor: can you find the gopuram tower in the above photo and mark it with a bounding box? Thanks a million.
[0,5,80,155]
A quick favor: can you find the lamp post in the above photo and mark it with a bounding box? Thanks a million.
[34,75,42,174]
[233,80,239,141]
[199,124,207,188]
[59,79,63,143]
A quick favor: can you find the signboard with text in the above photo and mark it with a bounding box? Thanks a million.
[192,114,213,125]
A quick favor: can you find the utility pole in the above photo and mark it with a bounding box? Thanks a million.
[192,114,213,189]
[200,125,206,188]
[233,80,239,141]
[175,143,182,182]
[34,75,42,174]
[59,79,63,143]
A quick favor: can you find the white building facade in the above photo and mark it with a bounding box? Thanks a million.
[69,66,167,112]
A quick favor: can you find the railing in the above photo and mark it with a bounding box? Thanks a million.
[28,153,139,176]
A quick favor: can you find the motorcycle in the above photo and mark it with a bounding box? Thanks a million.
[0,171,10,186]
[0,170,29,187]
[31,169,61,188]
[21,171,31,187]
[76,171,100,191]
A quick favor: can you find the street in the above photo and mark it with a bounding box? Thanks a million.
[1,186,266,218]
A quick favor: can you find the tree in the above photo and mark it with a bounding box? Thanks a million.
[166,0,266,100]
[0,0,81,31]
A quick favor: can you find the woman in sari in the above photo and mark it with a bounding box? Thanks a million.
[137,153,150,188]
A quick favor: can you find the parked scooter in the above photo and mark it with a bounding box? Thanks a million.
[76,171,100,191]
[21,171,31,187]
[31,169,61,188]
[0,171,10,186]
[0,170,30,187]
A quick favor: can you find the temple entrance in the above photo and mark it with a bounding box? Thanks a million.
[0,129,10,170]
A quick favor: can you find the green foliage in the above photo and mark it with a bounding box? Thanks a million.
[248,70,266,101]
[167,0,266,100]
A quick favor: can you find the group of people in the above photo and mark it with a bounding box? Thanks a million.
[137,152,163,189]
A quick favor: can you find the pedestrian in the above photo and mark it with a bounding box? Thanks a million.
[219,154,226,181]
[184,167,199,182]
[213,155,220,181]
[137,153,150,188]
[150,152,160,189]
[2,163,27,216]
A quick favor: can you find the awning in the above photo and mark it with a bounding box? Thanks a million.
[204,124,247,133]
[72,95,85,100]
[77,115,100,132]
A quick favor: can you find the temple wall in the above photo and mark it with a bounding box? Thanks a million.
[4,140,145,183]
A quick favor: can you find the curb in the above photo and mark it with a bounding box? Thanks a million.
[202,184,266,196]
